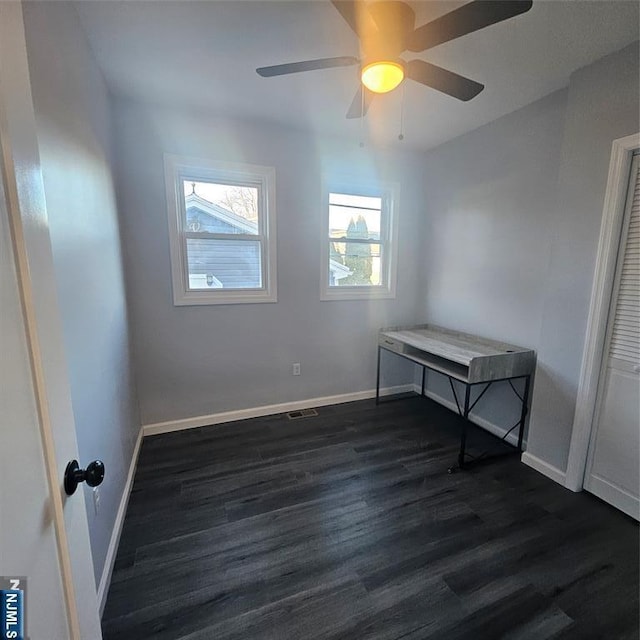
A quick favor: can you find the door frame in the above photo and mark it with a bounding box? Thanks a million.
[565,133,640,492]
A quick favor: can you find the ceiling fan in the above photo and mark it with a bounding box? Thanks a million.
[256,0,533,118]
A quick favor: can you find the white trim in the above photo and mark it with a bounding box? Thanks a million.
[97,427,143,615]
[521,452,567,486]
[142,384,415,436]
[164,154,277,306]
[565,133,640,492]
[583,474,639,521]
[142,383,527,446]
[320,180,399,301]
[419,387,522,448]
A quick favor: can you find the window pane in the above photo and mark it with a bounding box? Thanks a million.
[329,242,382,287]
[187,238,262,289]
[329,192,382,241]
[183,180,259,235]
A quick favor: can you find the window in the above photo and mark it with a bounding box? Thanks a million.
[321,181,399,300]
[164,155,277,305]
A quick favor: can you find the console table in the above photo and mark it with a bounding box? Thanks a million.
[376,324,536,471]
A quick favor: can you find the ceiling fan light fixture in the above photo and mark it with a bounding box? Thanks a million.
[361,61,404,94]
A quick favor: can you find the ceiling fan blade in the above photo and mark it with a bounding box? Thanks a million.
[366,1,415,37]
[256,56,358,77]
[346,86,375,119]
[406,59,484,101]
[408,0,533,52]
[331,1,378,38]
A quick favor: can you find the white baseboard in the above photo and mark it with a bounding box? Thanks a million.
[142,384,416,436]
[418,386,523,448]
[521,451,567,486]
[97,427,143,615]
[584,473,639,521]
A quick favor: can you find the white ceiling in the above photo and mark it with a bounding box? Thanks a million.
[74,0,639,151]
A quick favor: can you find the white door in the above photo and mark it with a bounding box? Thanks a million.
[0,3,102,638]
[584,154,640,520]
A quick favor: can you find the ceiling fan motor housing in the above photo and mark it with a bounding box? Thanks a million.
[360,1,416,63]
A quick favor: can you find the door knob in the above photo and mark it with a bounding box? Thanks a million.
[64,459,105,496]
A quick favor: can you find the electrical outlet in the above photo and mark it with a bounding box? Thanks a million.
[292,363,301,376]
[92,486,100,516]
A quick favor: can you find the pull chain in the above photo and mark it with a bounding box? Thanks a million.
[359,86,365,148]
[398,81,405,141]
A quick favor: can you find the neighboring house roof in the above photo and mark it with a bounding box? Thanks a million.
[330,259,351,279]
[185,193,258,234]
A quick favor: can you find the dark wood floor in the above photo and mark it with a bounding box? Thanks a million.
[102,396,639,640]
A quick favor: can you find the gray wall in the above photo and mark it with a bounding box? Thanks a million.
[23,1,140,586]
[419,89,567,442]
[529,41,640,470]
[113,100,423,425]
[419,42,639,473]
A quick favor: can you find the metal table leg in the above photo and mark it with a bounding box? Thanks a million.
[517,375,531,452]
[375,346,381,405]
[458,384,471,469]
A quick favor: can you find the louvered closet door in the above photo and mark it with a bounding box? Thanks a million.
[584,154,640,520]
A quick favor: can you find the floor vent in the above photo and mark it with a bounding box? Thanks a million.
[286,408,318,420]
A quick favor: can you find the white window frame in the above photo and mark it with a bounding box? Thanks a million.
[320,179,399,300]
[164,154,277,306]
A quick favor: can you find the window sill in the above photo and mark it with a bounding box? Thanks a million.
[173,289,277,306]
[320,286,396,301]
